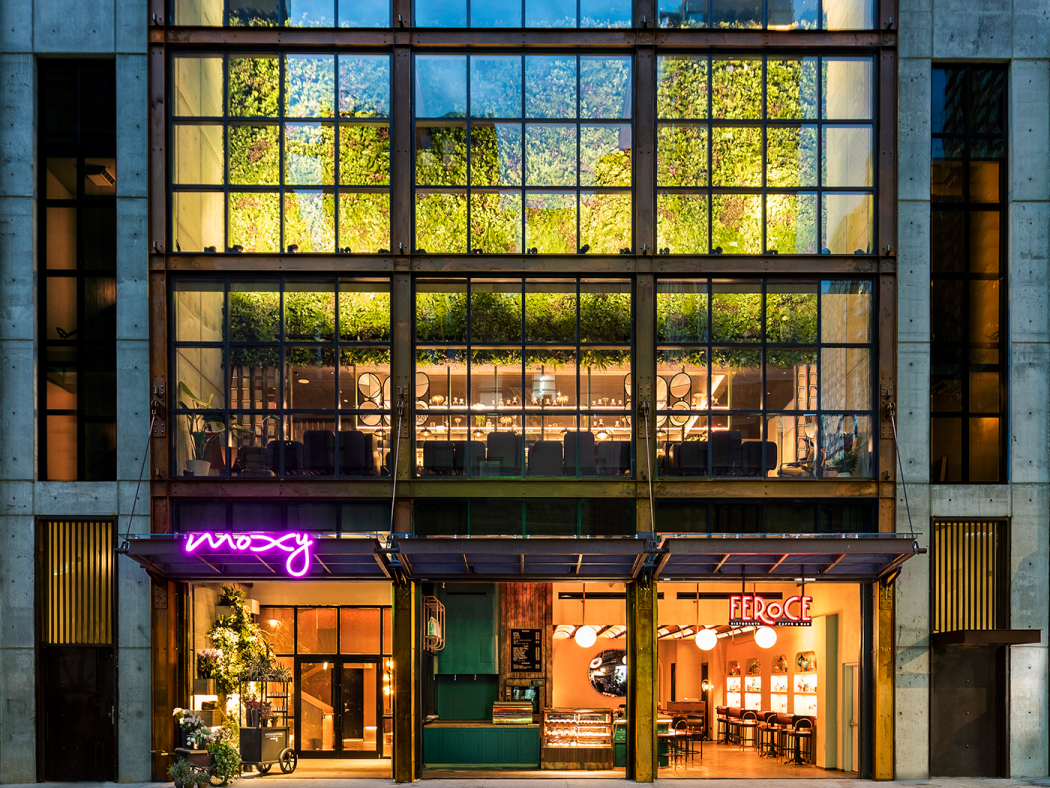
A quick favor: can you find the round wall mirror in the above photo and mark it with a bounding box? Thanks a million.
[623,374,632,398]
[669,400,690,427]
[358,372,382,402]
[588,649,628,697]
[358,400,381,426]
[669,371,691,399]
[416,400,429,426]
[656,376,668,408]
[382,376,391,406]
[416,371,430,399]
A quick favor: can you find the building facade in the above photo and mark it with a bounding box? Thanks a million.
[0,0,1045,782]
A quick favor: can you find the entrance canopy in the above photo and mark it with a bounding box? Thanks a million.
[123,532,922,583]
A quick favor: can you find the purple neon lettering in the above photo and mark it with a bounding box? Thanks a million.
[186,532,315,577]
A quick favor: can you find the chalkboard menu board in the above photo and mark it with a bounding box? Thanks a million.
[510,629,542,672]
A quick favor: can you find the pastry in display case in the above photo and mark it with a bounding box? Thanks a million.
[541,708,613,769]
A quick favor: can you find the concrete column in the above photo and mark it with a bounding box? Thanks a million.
[626,577,657,782]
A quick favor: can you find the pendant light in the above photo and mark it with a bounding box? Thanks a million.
[574,584,596,647]
[694,583,717,650]
[755,626,777,649]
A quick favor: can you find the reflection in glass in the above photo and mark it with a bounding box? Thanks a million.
[767,194,817,255]
[712,58,762,119]
[712,195,761,254]
[823,0,874,29]
[526,57,577,119]
[525,125,577,186]
[580,57,632,119]
[229,192,281,253]
[768,0,817,28]
[285,56,335,118]
[470,57,523,118]
[339,0,390,26]
[712,0,762,27]
[286,0,334,26]
[338,55,391,117]
[416,125,468,185]
[820,348,870,410]
[415,0,467,25]
[339,124,390,185]
[581,0,631,26]
[173,124,224,185]
[658,125,708,186]
[581,125,631,187]
[822,193,873,254]
[470,124,523,186]
[173,192,224,252]
[285,124,336,185]
[471,192,523,253]
[712,126,761,187]
[580,193,631,254]
[173,56,224,117]
[299,660,333,750]
[765,349,817,410]
[767,58,818,119]
[822,58,873,119]
[766,126,818,187]
[766,285,817,343]
[658,0,706,27]
[471,282,522,343]
[285,283,336,342]
[657,281,708,343]
[657,56,708,119]
[338,193,389,252]
[285,192,335,253]
[415,56,467,119]
[821,281,872,343]
[229,125,279,184]
[525,192,576,253]
[820,414,872,477]
[415,192,467,253]
[657,193,708,254]
[526,0,576,27]
[229,56,280,117]
[229,0,278,25]
[822,126,873,187]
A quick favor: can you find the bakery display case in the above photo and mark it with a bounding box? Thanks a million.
[493,701,535,725]
[541,708,614,769]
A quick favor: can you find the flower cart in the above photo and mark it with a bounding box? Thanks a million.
[238,677,296,775]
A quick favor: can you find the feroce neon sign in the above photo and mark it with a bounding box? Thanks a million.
[185,532,315,577]
[729,594,812,627]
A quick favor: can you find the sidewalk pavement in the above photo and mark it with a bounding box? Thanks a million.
[8,779,1050,788]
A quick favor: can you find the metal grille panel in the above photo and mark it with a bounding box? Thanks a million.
[42,520,114,644]
[932,519,1007,634]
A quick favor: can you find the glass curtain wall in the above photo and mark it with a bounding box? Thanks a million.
[413,54,633,254]
[171,277,392,478]
[170,53,391,254]
[656,278,875,477]
[656,54,876,255]
[415,278,632,476]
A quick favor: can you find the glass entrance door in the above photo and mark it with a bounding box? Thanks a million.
[297,659,382,758]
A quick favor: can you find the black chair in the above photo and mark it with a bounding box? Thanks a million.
[679,441,708,476]
[302,430,335,475]
[527,441,563,476]
[422,440,455,475]
[742,440,777,477]
[564,431,597,475]
[597,440,631,475]
[452,440,486,476]
[266,440,304,475]
[711,430,742,475]
[339,431,376,475]
[486,431,521,475]
[234,446,272,477]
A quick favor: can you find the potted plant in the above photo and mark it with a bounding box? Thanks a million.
[243,699,268,729]
[178,382,226,477]
[828,448,858,477]
[168,757,210,788]
[206,737,241,786]
[194,648,222,696]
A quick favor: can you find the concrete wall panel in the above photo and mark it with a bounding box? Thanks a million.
[898,59,932,203]
[0,0,33,53]
[897,201,931,343]
[0,645,37,783]
[932,0,1012,59]
[0,55,34,198]
[34,481,119,516]
[116,56,148,198]
[1009,645,1049,777]
[896,343,931,483]
[116,198,148,341]
[33,0,115,52]
[1009,62,1050,201]
[0,340,37,482]
[1009,344,1050,483]
[116,340,150,482]
[0,197,35,341]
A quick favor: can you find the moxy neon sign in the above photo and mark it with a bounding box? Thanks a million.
[729,594,812,627]
[185,532,315,577]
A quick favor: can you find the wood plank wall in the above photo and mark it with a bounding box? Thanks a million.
[499,583,553,710]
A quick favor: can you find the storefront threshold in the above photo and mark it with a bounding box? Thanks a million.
[422,768,626,779]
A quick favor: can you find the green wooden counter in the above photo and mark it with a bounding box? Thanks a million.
[423,723,541,768]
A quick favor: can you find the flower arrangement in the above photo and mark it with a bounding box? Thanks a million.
[173,708,218,749]
[197,649,222,679]
[243,699,272,727]
[206,736,241,786]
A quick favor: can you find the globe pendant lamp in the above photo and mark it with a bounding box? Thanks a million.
[695,628,717,651]
[755,626,778,649]
[575,583,596,647]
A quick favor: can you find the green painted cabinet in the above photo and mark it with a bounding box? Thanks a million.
[434,585,498,675]
[423,726,540,768]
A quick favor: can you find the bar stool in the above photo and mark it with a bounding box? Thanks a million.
[784,717,814,765]
[737,710,759,750]
[725,707,742,745]
[774,713,795,762]
[756,711,777,757]
[715,706,729,744]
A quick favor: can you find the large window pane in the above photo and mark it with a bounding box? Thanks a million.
[526,57,577,119]
[415,192,467,253]
[657,193,708,254]
[415,56,467,118]
[471,57,523,118]
[822,193,873,254]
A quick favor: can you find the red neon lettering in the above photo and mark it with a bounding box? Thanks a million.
[753,595,769,625]
[764,601,783,622]
[730,595,741,619]
[783,596,800,621]
[800,596,812,622]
